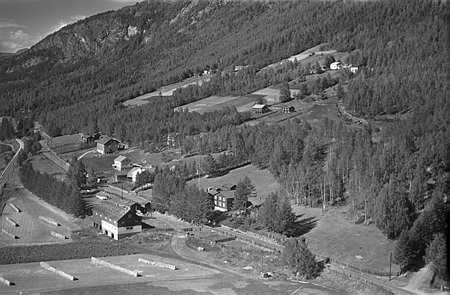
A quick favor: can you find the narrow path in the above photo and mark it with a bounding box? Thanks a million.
[77,149,95,161]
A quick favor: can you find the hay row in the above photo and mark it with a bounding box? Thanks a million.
[5,217,19,227]
[0,276,13,286]
[91,257,141,277]
[9,203,20,213]
[50,231,67,240]
[39,216,60,227]
[138,258,177,270]
[40,262,77,281]
[1,229,18,239]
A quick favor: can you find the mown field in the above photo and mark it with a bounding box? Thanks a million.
[123,75,211,107]
[30,154,67,180]
[296,205,400,275]
[0,143,12,154]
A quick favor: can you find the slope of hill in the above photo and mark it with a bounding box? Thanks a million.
[0,0,447,141]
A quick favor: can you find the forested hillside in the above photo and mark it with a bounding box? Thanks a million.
[0,0,445,141]
[0,0,448,279]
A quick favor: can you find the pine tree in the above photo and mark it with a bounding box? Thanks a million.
[425,233,448,283]
[202,154,217,175]
[394,230,420,273]
[282,238,322,279]
[233,177,254,211]
[276,194,296,235]
[0,118,15,140]
[258,193,278,231]
[279,81,291,103]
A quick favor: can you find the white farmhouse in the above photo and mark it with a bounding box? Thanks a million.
[113,155,131,171]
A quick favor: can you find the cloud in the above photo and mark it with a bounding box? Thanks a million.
[0,19,25,29]
[0,28,34,52]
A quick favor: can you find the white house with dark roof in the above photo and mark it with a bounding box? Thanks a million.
[91,202,142,240]
[96,136,121,154]
[113,155,131,171]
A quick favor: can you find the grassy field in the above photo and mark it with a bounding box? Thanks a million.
[59,148,94,162]
[0,143,12,154]
[190,164,279,206]
[123,75,211,107]
[174,94,265,114]
[0,188,80,247]
[295,205,400,275]
[30,154,67,180]
[251,87,301,104]
[0,253,223,294]
[0,152,12,171]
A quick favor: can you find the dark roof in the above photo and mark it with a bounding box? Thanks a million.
[92,202,131,223]
[97,136,120,145]
[220,183,236,191]
[217,190,235,200]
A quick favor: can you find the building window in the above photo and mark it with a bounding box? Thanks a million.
[126,226,133,230]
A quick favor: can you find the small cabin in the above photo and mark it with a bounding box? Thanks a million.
[282,106,295,114]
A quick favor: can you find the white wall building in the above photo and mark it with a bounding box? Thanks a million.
[127,167,145,183]
[92,204,142,240]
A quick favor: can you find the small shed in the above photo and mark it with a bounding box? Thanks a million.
[350,66,359,73]
[282,106,295,114]
[251,104,269,114]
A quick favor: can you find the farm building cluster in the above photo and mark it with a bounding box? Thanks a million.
[329,61,358,73]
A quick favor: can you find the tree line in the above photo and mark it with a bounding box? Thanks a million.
[19,162,87,217]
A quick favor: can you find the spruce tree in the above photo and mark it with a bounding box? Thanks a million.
[283,238,321,279]
[425,233,448,282]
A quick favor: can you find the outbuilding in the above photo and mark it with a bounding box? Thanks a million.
[251,104,269,114]
[282,106,295,113]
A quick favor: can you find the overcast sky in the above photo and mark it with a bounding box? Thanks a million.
[0,0,136,53]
